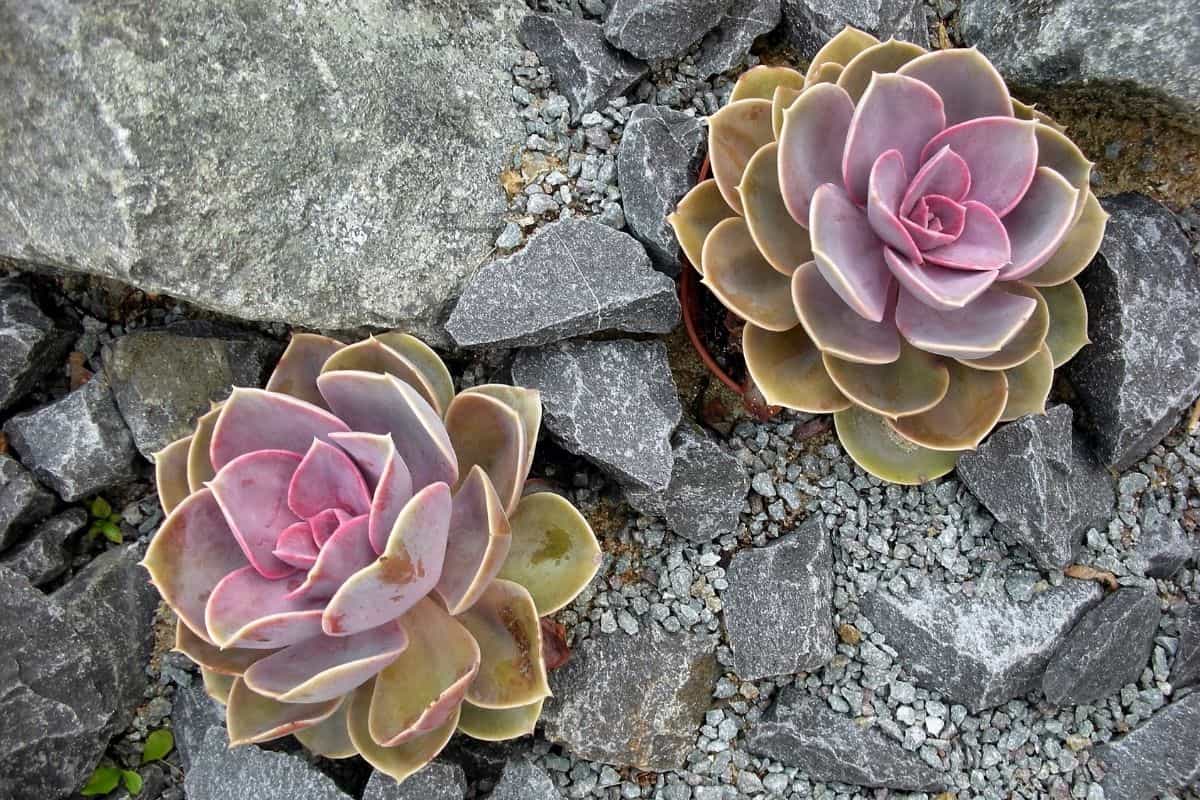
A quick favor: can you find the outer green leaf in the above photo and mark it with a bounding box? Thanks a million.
[81,766,121,796]
[90,497,112,519]
[100,521,123,544]
[142,729,174,763]
[122,770,144,795]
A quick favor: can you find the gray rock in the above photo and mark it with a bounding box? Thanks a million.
[1041,586,1161,706]
[617,105,705,273]
[604,0,734,60]
[957,405,1115,570]
[185,726,351,800]
[363,761,468,800]
[721,515,835,679]
[1169,605,1200,691]
[862,580,1102,712]
[512,339,681,493]
[0,1,525,341]
[170,680,227,773]
[1067,196,1200,470]
[781,0,927,60]
[519,15,648,123]
[1094,692,1200,800]
[490,759,562,800]
[0,508,86,585]
[695,0,783,77]
[3,376,140,501]
[446,218,678,349]
[746,687,948,791]
[543,626,718,770]
[626,423,749,542]
[104,324,281,457]
[960,0,1200,123]
[1136,505,1194,578]
[0,278,72,411]
[0,452,56,551]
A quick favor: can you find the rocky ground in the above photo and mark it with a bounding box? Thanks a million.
[1,0,1198,799]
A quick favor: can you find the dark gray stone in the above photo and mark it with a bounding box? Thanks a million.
[0,452,56,551]
[862,580,1102,712]
[363,761,468,800]
[0,508,86,585]
[957,405,1115,570]
[445,218,678,349]
[104,324,281,457]
[960,0,1200,123]
[512,339,681,493]
[185,726,351,800]
[170,680,227,773]
[0,278,73,411]
[0,1,525,341]
[519,15,648,123]
[3,376,140,501]
[1094,692,1200,800]
[1041,587,1161,706]
[781,0,927,60]
[747,687,948,791]
[625,423,749,542]
[543,626,718,770]
[490,759,562,800]
[1068,195,1200,470]
[721,516,835,679]
[617,104,706,274]
[695,0,783,77]
[604,0,734,60]
[1169,605,1200,691]
[1136,504,1195,578]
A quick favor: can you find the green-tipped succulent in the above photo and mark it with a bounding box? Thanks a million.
[145,333,601,783]
[670,27,1104,484]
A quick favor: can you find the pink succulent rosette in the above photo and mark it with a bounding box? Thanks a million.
[671,28,1105,484]
[145,332,601,783]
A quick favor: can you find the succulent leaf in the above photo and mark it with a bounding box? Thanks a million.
[294,700,357,759]
[1000,344,1054,421]
[958,282,1050,370]
[225,677,341,746]
[445,392,525,515]
[668,179,736,272]
[266,333,346,410]
[835,39,926,102]
[740,142,813,274]
[791,261,902,365]
[1025,190,1107,287]
[437,466,512,616]
[707,99,774,215]
[187,403,222,492]
[203,668,236,705]
[348,678,461,784]
[805,26,879,85]
[497,492,602,615]
[458,579,551,710]
[210,388,350,472]
[823,341,950,418]
[777,83,855,227]
[1039,280,1091,366]
[834,405,959,485]
[888,361,1009,450]
[896,48,1013,126]
[322,337,446,416]
[174,620,276,676]
[154,435,192,516]
[702,217,799,331]
[205,566,325,649]
[730,65,806,102]
[209,449,305,579]
[742,323,851,413]
[458,699,544,742]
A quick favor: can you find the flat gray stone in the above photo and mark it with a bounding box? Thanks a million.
[862,580,1102,712]
[104,324,281,457]
[721,515,835,679]
[0,508,86,585]
[512,339,681,493]
[957,405,1115,570]
[490,759,562,800]
[1136,504,1194,579]
[626,423,749,542]
[543,626,718,770]
[185,726,351,800]
[363,761,467,800]
[960,0,1200,123]
[1169,605,1200,691]
[170,680,227,773]
[0,452,56,551]
[746,687,948,791]
[519,15,648,123]
[0,278,73,411]
[1041,586,1161,706]
[0,1,525,340]
[1094,692,1200,800]
[781,0,927,59]
[1067,197,1200,470]
[445,218,678,348]
[3,376,140,501]
[604,0,734,60]
[617,104,706,274]
[695,0,783,77]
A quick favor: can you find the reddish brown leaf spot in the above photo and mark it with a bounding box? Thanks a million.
[326,612,346,634]
[540,617,570,671]
[378,553,420,584]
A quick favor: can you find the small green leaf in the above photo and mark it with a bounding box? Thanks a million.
[81,766,121,796]
[90,497,112,519]
[142,729,174,764]
[99,521,123,544]
[122,770,143,795]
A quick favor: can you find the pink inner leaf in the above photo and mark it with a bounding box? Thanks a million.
[368,449,415,555]
[435,466,512,615]
[328,432,395,493]
[897,48,1014,127]
[274,521,320,570]
[290,515,375,602]
[209,449,304,579]
[923,201,1012,270]
[809,183,895,322]
[903,194,966,250]
[866,149,922,263]
[205,566,325,649]
[900,146,971,216]
[996,167,1081,280]
[895,286,1037,359]
[209,388,350,472]
[884,248,998,310]
[920,117,1038,218]
[288,438,371,519]
[777,83,855,228]
[309,507,352,548]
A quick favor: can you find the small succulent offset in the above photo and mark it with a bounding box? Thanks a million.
[144,333,601,783]
[670,28,1104,484]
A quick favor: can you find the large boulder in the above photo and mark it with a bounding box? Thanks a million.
[1093,693,1200,800]
[185,726,351,800]
[780,0,927,60]
[604,0,734,61]
[0,0,525,340]
[694,0,783,77]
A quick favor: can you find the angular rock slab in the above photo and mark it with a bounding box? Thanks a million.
[0,508,87,586]
[1041,586,1160,706]
[1136,504,1194,579]
[1094,692,1200,800]
[695,0,783,77]
[960,0,1200,123]
[490,759,562,800]
[104,324,281,457]
[746,687,948,791]
[0,452,56,551]
[446,217,679,348]
[781,0,927,59]
[519,15,648,123]
[0,1,525,339]
[170,680,228,773]
[1169,604,1200,691]
[3,376,140,501]
[617,104,706,274]
[363,761,468,800]
[543,625,718,770]
[604,0,734,60]
[185,726,351,800]
[1067,194,1200,470]
[862,580,1102,712]
[957,405,1115,570]
[721,515,835,679]
[0,278,73,411]
[512,339,682,493]
[625,423,749,542]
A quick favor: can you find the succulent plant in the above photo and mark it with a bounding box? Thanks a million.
[145,332,601,782]
[670,28,1104,484]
